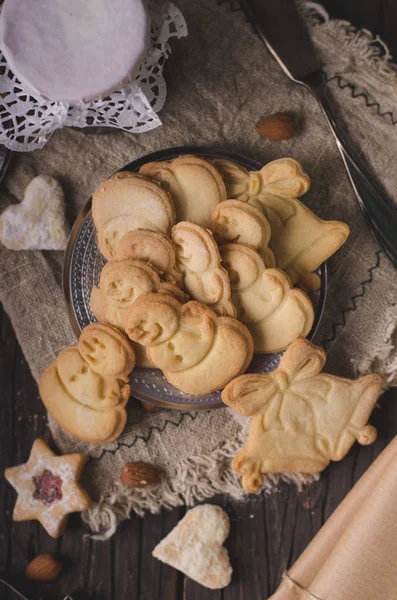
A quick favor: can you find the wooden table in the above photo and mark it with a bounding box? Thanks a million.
[1,2,396,599]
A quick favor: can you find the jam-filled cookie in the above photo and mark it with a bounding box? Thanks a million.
[4,439,91,538]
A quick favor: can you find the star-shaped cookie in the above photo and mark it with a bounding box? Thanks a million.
[4,439,91,538]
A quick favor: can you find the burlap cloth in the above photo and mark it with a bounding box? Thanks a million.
[1,0,397,538]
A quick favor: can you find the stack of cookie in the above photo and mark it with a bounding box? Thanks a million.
[36,154,354,446]
[91,154,349,358]
[5,155,384,556]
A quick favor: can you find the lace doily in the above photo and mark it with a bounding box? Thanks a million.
[0,2,187,152]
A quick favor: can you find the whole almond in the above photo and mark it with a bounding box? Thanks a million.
[25,554,63,581]
[256,112,295,140]
[121,461,163,488]
[141,401,162,413]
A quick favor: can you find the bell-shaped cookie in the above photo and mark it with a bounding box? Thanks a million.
[213,158,349,289]
[171,221,235,317]
[222,338,383,493]
[125,293,254,395]
[210,199,275,267]
[39,323,135,444]
[140,155,227,227]
[92,172,176,260]
[220,244,314,353]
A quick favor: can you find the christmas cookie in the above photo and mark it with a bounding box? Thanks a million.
[222,339,383,493]
[116,229,183,286]
[213,158,349,290]
[39,323,135,444]
[4,439,91,537]
[92,173,176,260]
[220,244,314,353]
[0,175,69,251]
[209,199,275,267]
[140,155,226,227]
[153,504,232,589]
[125,293,253,395]
[171,221,235,317]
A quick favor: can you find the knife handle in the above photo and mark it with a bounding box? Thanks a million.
[305,72,397,268]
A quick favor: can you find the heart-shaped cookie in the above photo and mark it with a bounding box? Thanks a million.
[152,504,232,589]
[0,175,69,250]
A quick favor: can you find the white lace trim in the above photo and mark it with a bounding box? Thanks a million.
[0,2,187,151]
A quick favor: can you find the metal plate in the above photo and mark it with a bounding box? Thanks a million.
[63,146,327,410]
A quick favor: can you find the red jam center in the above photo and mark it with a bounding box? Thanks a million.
[32,469,63,506]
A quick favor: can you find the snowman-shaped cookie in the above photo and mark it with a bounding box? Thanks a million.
[220,244,314,353]
[39,323,135,444]
[125,293,253,395]
[171,221,235,317]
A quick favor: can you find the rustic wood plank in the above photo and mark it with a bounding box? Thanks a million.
[1,305,51,600]
[112,516,141,599]
[0,305,17,600]
[222,494,269,600]
[55,521,90,599]
[139,505,184,600]
[159,506,185,600]
[381,0,397,59]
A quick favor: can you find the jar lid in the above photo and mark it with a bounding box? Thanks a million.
[0,0,151,103]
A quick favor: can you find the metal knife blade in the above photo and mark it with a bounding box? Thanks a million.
[240,0,320,82]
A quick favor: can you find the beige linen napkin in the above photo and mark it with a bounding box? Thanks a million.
[270,436,397,600]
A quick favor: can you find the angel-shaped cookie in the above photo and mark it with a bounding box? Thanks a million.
[140,155,227,227]
[90,258,186,332]
[222,338,383,493]
[220,244,314,353]
[125,293,254,395]
[210,200,275,267]
[213,158,350,290]
[171,221,235,317]
[92,172,176,260]
[116,229,183,286]
[39,323,135,444]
